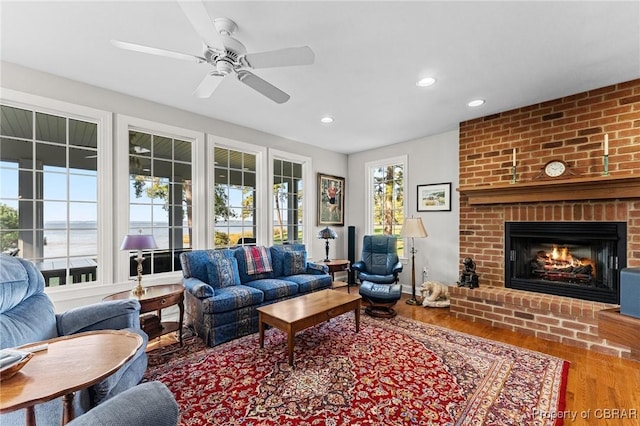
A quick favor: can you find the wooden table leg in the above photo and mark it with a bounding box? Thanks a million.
[258,314,265,348]
[62,392,75,424]
[178,298,184,347]
[355,302,361,333]
[287,329,295,366]
[25,406,35,426]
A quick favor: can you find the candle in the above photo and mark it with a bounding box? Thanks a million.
[512,148,516,167]
[604,134,609,156]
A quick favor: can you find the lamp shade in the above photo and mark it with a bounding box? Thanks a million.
[400,217,428,238]
[317,227,338,240]
[120,233,158,251]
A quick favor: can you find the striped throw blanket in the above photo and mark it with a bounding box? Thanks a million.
[242,246,273,275]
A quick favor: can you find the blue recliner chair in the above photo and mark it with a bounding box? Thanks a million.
[351,235,403,318]
[67,381,178,426]
[0,254,149,425]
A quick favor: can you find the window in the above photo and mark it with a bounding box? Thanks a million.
[213,146,257,248]
[269,150,311,246]
[127,129,193,276]
[366,156,406,256]
[0,103,101,286]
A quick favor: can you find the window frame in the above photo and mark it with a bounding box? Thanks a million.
[207,135,267,248]
[1,88,113,296]
[268,149,312,250]
[364,155,408,257]
[115,114,205,284]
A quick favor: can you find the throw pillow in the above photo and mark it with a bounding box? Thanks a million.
[206,256,241,289]
[283,250,307,276]
[242,246,273,275]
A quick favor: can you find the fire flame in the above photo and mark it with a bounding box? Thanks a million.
[550,245,574,263]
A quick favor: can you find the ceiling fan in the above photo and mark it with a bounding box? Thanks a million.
[111,1,314,104]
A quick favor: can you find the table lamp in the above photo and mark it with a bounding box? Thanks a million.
[120,230,158,295]
[400,217,428,305]
[317,227,337,262]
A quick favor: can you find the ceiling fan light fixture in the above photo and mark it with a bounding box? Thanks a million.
[320,116,334,124]
[468,99,486,107]
[416,76,436,87]
[216,60,234,75]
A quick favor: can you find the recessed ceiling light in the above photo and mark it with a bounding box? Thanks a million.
[320,116,334,124]
[468,99,486,107]
[416,77,436,87]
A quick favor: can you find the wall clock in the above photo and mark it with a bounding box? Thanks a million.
[534,159,577,180]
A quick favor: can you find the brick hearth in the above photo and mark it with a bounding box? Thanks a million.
[448,286,631,359]
[454,78,640,359]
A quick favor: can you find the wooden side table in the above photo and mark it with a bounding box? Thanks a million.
[0,330,142,426]
[323,259,351,292]
[104,284,184,346]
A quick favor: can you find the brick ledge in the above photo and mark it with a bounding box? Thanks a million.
[449,285,632,360]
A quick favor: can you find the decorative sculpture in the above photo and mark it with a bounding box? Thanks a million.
[457,257,479,288]
[420,281,450,308]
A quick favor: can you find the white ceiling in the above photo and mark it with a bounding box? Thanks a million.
[1,1,639,154]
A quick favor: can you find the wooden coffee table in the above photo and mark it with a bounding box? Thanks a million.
[257,289,361,366]
[0,330,143,426]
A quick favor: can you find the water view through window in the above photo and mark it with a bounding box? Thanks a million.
[1,104,99,286]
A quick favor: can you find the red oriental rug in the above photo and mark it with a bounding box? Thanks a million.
[144,314,569,425]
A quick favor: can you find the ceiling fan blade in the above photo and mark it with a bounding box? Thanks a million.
[193,72,225,98]
[111,40,206,63]
[237,70,290,104]
[177,1,224,50]
[244,46,315,69]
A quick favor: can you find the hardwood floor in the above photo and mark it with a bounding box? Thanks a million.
[336,285,640,426]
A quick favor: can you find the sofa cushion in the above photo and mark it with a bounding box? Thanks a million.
[201,285,264,314]
[206,257,240,289]
[180,249,235,284]
[283,250,307,276]
[244,278,299,301]
[270,244,307,277]
[282,273,332,294]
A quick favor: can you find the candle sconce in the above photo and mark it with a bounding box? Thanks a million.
[511,166,517,184]
[603,154,609,176]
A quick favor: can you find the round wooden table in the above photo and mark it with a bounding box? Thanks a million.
[103,283,185,346]
[0,330,143,425]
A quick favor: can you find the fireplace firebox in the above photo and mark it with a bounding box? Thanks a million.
[505,222,626,304]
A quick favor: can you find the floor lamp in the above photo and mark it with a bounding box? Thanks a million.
[401,217,428,305]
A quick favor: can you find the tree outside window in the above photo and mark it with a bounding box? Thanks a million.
[371,161,405,256]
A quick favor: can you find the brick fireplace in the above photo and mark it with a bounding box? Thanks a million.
[452,79,640,359]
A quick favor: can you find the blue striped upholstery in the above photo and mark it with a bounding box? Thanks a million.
[180,245,332,347]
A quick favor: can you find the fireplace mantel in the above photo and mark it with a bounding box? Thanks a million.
[458,173,640,205]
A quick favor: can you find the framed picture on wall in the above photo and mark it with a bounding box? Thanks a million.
[417,182,451,212]
[318,173,345,225]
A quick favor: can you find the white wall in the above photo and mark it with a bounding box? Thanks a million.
[346,130,460,292]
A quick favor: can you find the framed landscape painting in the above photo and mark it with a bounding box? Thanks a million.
[318,173,345,225]
[417,182,451,212]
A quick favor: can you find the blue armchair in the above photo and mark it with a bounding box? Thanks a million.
[351,235,404,317]
[0,254,149,425]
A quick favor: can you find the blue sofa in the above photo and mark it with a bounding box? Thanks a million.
[0,254,149,425]
[180,244,332,346]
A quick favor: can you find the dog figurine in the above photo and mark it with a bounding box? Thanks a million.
[420,281,450,307]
